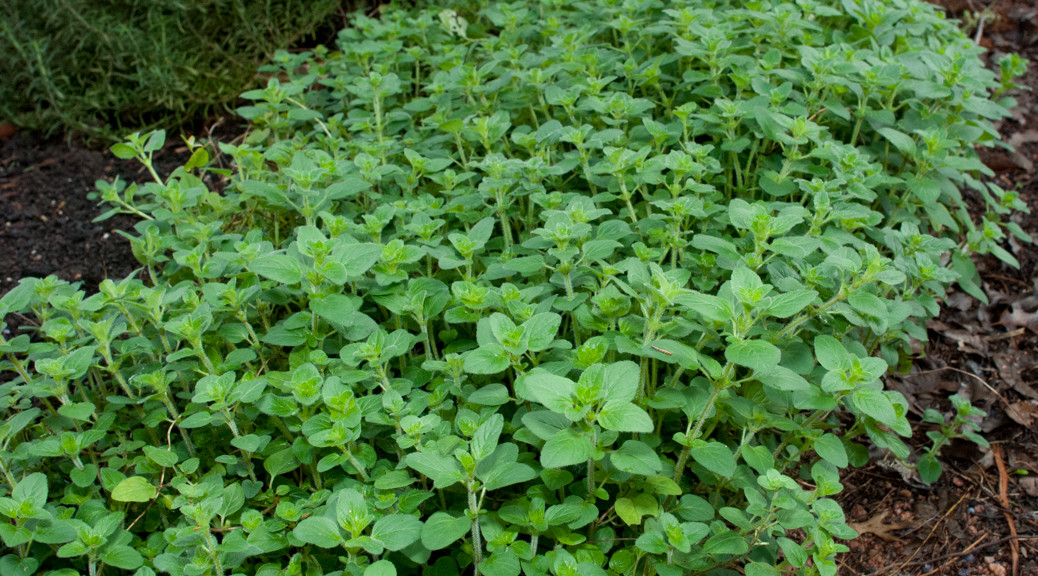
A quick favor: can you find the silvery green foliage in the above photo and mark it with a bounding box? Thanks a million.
[0,1,1023,575]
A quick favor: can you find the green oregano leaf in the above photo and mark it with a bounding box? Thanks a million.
[541,428,594,468]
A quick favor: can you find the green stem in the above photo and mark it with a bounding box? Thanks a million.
[0,455,16,489]
[849,96,868,148]
[162,395,196,458]
[454,133,468,167]
[2,351,37,389]
[374,94,385,163]
[620,180,638,223]
[773,408,836,469]
[498,210,513,252]
[224,413,258,483]
[672,383,724,484]
[201,528,225,575]
[140,157,164,187]
[774,288,847,340]
[194,345,219,375]
[587,457,595,496]
[469,488,483,575]
[343,448,370,481]
[375,364,393,392]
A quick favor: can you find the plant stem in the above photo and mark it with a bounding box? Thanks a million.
[0,455,17,489]
[672,383,723,484]
[224,413,258,483]
[469,488,483,576]
[587,457,595,496]
[201,528,225,575]
[162,395,196,457]
[343,448,370,481]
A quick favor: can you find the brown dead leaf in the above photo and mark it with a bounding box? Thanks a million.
[946,291,975,312]
[1007,130,1038,171]
[1000,302,1038,332]
[1005,401,1037,427]
[994,353,1038,401]
[848,510,907,542]
[1021,476,1038,498]
[935,326,988,354]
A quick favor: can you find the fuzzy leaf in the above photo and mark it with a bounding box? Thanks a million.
[597,401,654,433]
[249,253,302,284]
[99,546,143,570]
[406,453,464,489]
[611,440,661,474]
[813,434,848,468]
[766,290,818,318]
[111,477,156,502]
[293,517,341,548]
[725,340,781,372]
[702,531,749,555]
[521,371,576,413]
[541,428,593,468]
[421,512,471,550]
[464,344,511,375]
[471,414,504,461]
[371,514,422,551]
[690,441,736,478]
[364,560,397,576]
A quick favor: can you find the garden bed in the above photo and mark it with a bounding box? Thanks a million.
[1,1,1037,574]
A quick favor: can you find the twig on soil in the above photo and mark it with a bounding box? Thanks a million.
[974,14,987,45]
[916,366,1010,408]
[918,532,988,576]
[889,494,967,574]
[992,443,1021,576]
[907,534,1038,574]
[989,328,1027,341]
[984,273,1032,289]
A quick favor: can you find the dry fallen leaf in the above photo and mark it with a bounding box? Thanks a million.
[1020,476,1038,498]
[1005,401,1037,427]
[1006,130,1038,171]
[994,353,1038,401]
[1000,301,1038,332]
[937,328,987,354]
[848,510,908,543]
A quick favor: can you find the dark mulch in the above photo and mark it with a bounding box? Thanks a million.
[0,134,142,291]
[0,119,243,295]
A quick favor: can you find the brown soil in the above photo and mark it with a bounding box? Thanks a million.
[1,3,1037,574]
[0,121,242,296]
[0,134,142,291]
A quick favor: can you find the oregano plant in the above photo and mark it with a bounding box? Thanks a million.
[0,1,1028,575]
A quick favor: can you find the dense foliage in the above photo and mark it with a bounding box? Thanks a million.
[0,0,1028,575]
[0,0,351,139]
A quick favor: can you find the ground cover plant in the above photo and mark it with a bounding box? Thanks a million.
[0,0,1029,574]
